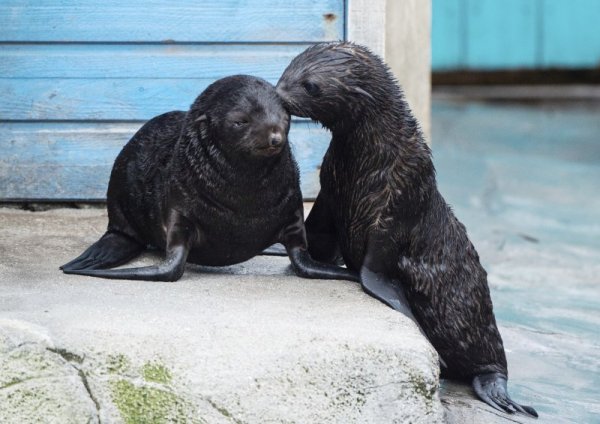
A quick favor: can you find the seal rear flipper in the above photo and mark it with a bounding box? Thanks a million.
[473,372,538,418]
[60,231,144,271]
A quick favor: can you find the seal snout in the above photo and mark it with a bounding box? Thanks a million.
[269,132,283,148]
[254,127,286,157]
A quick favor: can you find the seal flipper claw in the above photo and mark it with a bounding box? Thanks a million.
[473,373,538,418]
[261,243,288,256]
[61,231,143,271]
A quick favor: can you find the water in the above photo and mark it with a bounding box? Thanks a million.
[432,97,600,423]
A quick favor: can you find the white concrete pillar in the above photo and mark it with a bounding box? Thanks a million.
[347,0,432,141]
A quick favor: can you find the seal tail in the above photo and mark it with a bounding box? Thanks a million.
[60,231,144,271]
[473,372,538,418]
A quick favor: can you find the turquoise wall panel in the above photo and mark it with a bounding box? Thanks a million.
[542,0,600,68]
[465,0,538,69]
[432,0,600,70]
[431,0,464,69]
[0,1,346,201]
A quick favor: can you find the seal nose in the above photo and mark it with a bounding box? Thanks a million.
[269,132,283,147]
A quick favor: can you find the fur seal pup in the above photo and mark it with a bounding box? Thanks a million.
[275,43,537,417]
[61,75,357,283]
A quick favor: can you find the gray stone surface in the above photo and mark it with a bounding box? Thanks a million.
[0,207,443,423]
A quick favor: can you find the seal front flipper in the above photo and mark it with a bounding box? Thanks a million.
[262,192,344,263]
[359,262,439,361]
[359,266,414,318]
[359,237,430,341]
[60,231,144,271]
[282,206,358,282]
[304,192,343,265]
[473,372,538,418]
[63,211,197,282]
[287,247,358,282]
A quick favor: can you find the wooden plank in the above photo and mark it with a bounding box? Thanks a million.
[0,44,310,79]
[0,121,329,200]
[431,0,464,70]
[0,78,210,120]
[0,44,321,120]
[465,0,539,69]
[2,77,317,121]
[542,0,600,68]
[0,0,344,43]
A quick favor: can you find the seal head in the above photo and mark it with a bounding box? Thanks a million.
[276,42,394,129]
[191,75,289,160]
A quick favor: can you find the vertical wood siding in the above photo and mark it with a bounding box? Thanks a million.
[433,0,600,70]
[0,0,345,200]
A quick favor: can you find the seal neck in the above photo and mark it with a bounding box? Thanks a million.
[171,129,295,212]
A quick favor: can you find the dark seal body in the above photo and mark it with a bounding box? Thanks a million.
[276,42,537,417]
[62,75,357,283]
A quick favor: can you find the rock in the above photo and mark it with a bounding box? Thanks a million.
[441,380,536,424]
[0,208,444,423]
[0,320,99,424]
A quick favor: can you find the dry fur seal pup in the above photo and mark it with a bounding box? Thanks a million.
[61,75,357,283]
[275,43,537,417]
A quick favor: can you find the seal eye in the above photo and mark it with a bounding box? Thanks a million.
[302,81,321,97]
[232,120,248,128]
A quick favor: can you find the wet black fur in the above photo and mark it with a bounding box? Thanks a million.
[62,75,358,283]
[106,76,297,265]
[276,42,537,417]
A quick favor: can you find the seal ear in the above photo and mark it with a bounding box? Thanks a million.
[194,114,208,138]
[351,86,375,101]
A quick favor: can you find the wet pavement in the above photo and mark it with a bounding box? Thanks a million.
[432,96,600,423]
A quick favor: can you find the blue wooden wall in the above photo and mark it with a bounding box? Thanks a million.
[433,0,600,70]
[0,0,346,201]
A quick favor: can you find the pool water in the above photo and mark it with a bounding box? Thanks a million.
[432,98,600,423]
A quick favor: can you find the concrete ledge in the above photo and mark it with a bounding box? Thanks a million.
[0,208,444,423]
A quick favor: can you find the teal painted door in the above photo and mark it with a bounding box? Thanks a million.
[433,0,600,70]
[0,1,345,200]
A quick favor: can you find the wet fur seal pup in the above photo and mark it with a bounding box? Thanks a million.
[61,75,357,283]
[275,43,537,417]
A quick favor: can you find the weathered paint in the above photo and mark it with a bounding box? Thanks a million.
[0,0,343,42]
[0,44,313,120]
[0,1,345,200]
[0,44,314,79]
[433,0,600,70]
[0,121,330,200]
